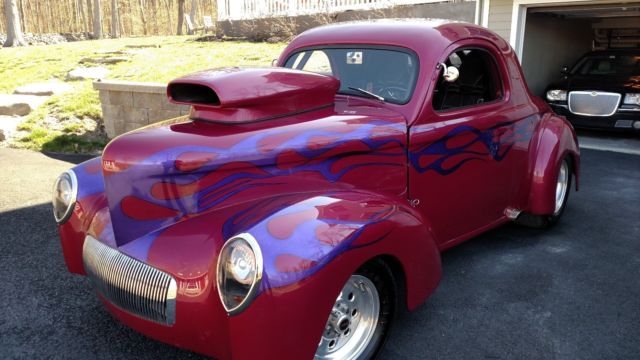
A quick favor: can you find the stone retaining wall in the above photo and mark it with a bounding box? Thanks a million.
[93,80,190,138]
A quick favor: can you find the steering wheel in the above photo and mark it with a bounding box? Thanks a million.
[376,86,408,101]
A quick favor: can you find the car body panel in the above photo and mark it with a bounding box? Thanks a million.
[55,20,580,359]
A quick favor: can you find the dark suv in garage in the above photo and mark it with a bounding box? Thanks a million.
[545,49,640,132]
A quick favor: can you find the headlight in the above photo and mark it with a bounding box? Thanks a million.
[623,93,640,106]
[546,89,567,102]
[216,233,263,314]
[52,170,77,224]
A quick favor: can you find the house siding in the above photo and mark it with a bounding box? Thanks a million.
[487,0,514,41]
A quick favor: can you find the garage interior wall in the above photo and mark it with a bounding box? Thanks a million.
[520,13,592,96]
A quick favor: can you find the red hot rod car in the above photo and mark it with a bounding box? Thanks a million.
[53,20,580,359]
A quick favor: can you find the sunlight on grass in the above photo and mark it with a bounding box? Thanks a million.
[0,36,285,153]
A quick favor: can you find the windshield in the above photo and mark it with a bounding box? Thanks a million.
[284,47,418,104]
[572,54,640,76]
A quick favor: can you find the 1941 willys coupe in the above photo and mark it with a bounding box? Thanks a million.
[53,20,580,359]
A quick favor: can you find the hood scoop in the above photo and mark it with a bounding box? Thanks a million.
[167,67,340,123]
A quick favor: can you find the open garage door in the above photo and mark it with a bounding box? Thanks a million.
[517,2,640,96]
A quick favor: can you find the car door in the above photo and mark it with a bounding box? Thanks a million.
[408,42,528,247]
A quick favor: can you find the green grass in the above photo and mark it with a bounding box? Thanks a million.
[0,36,285,153]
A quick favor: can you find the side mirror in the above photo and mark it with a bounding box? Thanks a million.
[561,65,569,75]
[439,63,459,83]
[271,59,279,67]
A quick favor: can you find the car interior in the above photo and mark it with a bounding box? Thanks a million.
[432,48,503,111]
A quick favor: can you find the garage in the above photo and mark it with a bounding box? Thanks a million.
[477,0,640,96]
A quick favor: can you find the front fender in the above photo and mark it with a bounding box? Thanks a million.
[58,157,105,274]
[227,191,441,359]
[527,114,580,215]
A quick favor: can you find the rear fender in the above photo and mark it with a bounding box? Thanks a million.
[527,114,580,215]
[226,192,441,359]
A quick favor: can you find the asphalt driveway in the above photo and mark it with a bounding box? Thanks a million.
[0,145,638,359]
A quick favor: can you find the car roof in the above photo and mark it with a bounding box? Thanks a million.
[283,19,511,58]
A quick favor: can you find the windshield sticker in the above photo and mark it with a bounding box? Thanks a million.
[346,51,363,65]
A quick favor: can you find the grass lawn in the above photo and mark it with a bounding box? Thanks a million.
[0,36,284,153]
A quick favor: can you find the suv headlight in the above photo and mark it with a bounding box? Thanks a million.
[546,89,567,102]
[216,233,263,314]
[623,93,640,106]
[52,170,77,224]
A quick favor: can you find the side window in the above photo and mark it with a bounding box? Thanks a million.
[285,50,333,76]
[432,48,503,111]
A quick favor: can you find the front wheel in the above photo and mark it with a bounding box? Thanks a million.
[315,260,397,360]
[517,157,572,228]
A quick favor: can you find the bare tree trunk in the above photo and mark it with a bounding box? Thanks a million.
[138,0,148,35]
[79,0,88,32]
[163,0,172,34]
[17,0,27,32]
[176,0,185,35]
[111,0,118,37]
[189,0,196,23]
[3,0,27,47]
[93,0,102,38]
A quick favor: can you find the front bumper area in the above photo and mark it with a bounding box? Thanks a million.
[82,235,177,325]
[550,104,640,132]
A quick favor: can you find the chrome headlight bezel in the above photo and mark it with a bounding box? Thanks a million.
[623,93,640,106]
[546,89,567,102]
[52,170,78,224]
[216,233,263,315]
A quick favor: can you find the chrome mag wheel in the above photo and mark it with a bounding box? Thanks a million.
[554,160,569,216]
[315,275,380,360]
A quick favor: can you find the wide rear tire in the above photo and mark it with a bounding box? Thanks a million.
[517,157,572,229]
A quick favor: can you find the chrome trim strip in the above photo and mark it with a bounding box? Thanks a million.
[52,170,78,224]
[568,91,621,117]
[618,108,640,112]
[216,232,263,315]
[82,236,177,325]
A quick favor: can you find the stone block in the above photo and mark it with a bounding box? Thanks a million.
[99,91,111,105]
[124,122,148,133]
[102,104,124,138]
[14,82,72,96]
[66,67,110,81]
[124,108,149,124]
[112,117,127,137]
[149,109,181,123]
[0,94,47,116]
[161,98,185,110]
[133,92,163,109]
[108,91,133,108]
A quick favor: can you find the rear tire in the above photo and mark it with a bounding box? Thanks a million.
[517,157,572,229]
[315,259,397,360]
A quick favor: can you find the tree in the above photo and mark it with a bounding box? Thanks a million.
[93,0,102,38]
[111,0,119,37]
[176,0,185,35]
[3,0,27,47]
[189,0,196,23]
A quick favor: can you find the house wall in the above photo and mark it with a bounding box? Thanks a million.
[218,2,476,39]
[487,0,514,41]
[520,13,592,96]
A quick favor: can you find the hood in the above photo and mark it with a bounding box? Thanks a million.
[167,67,340,123]
[550,74,640,93]
[100,101,407,246]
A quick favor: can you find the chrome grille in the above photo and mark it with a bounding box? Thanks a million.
[82,236,177,325]
[568,91,621,117]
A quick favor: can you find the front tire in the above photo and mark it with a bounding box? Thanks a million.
[315,259,397,360]
[517,157,572,228]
